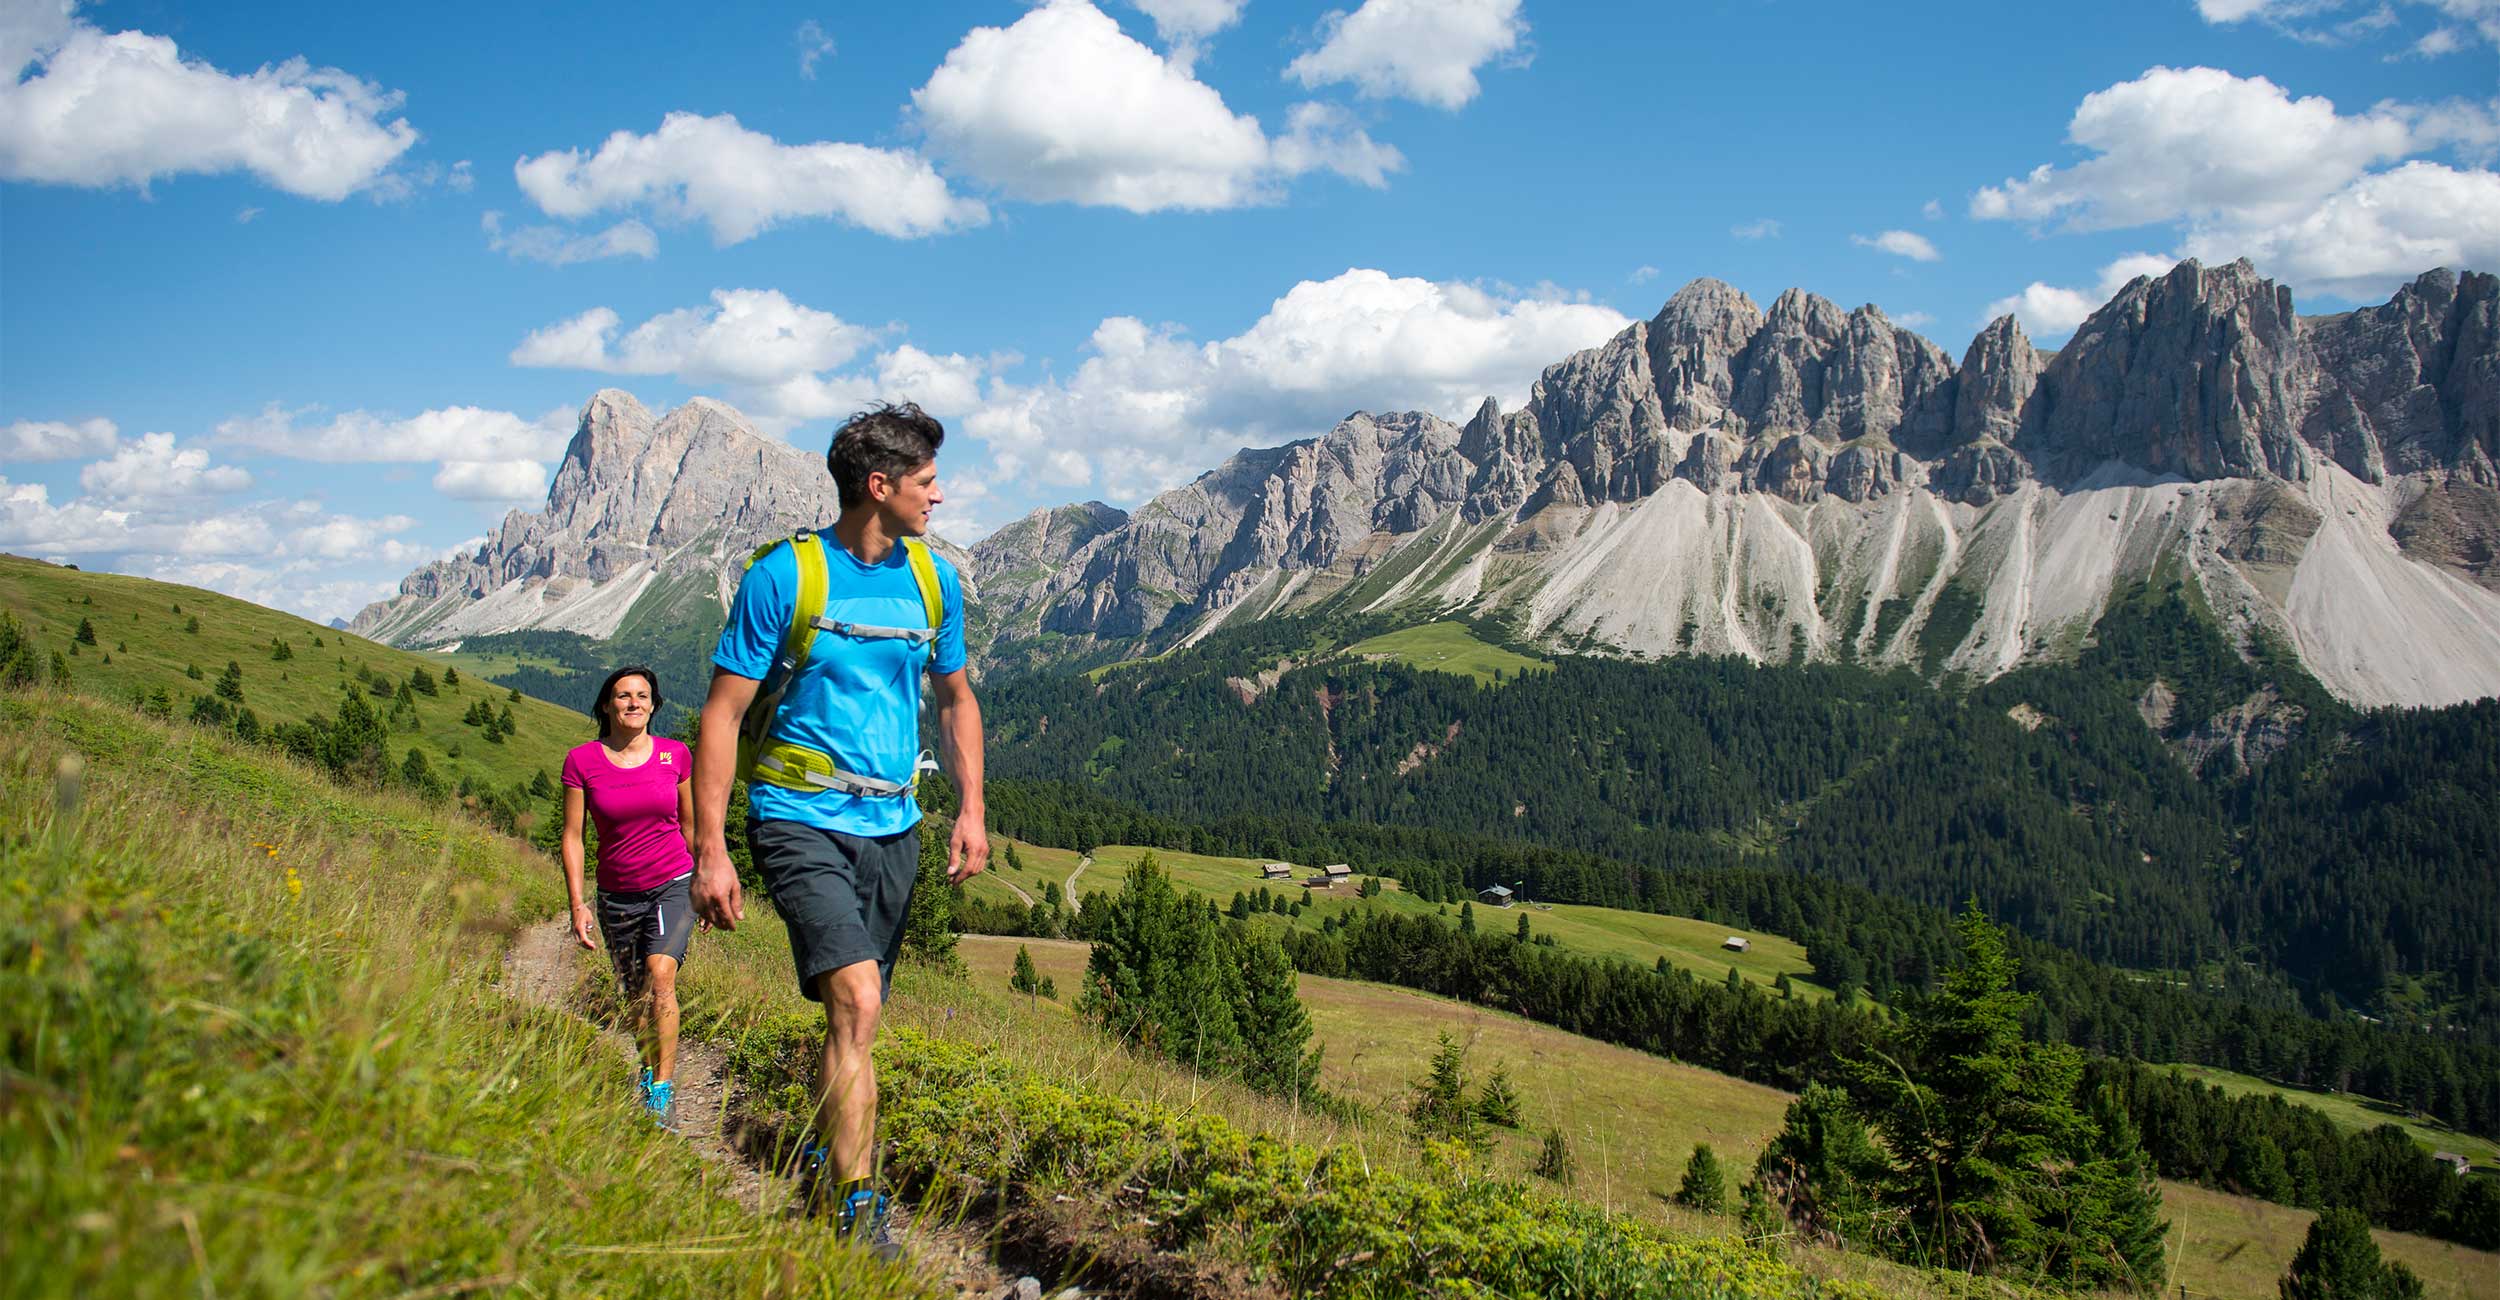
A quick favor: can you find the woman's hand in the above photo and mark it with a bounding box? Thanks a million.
[571,900,597,949]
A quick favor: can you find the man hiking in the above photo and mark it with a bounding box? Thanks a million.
[690,402,986,1256]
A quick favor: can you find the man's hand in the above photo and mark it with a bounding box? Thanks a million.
[947,812,989,885]
[692,838,745,930]
[570,900,597,950]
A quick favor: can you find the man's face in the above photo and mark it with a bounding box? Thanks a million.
[869,460,941,536]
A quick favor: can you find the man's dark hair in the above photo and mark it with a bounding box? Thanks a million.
[827,402,945,508]
[590,665,662,738]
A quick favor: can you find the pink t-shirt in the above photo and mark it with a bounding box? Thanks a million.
[561,738,695,893]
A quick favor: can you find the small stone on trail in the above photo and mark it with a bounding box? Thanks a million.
[983,1280,1041,1300]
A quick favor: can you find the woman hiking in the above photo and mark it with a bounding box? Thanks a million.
[561,665,698,1127]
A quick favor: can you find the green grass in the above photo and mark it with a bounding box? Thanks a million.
[0,689,922,1299]
[955,938,2500,1300]
[1338,620,1550,685]
[2161,1064,2500,1165]
[0,554,588,796]
[1057,841,1833,998]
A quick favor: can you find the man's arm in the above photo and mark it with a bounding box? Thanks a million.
[930,667,986,883]
[691,669,759,929]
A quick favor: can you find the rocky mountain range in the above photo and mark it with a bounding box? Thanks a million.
[972,260,2500,708]
[356,258,2500,709]
[349,390,969,648]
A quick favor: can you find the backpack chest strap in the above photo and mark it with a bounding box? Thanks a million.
[810,614,936,645]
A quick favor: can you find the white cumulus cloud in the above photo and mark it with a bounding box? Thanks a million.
[511,290,999,432]
[1971,66,2413,232]
[78,432,251,503]
[482,210,658,265]
[1973,65,2500,304]
[3,416,116,460]
[1129,0,1247,69]
[966,268,1630,498]
[433,459,549,502]
[1981,252,2180,338]
[514,111,986,244]
[0,6,417,200]
[1285,0,1528,110]
[1852,229,1941,262]
[911,1,1400,213]
[218,403,574,465]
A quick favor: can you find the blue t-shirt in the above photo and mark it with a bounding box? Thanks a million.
[712,532,967,837]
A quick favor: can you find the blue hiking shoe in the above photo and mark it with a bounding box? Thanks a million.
[645,1078,676,1130]
[835,1187,900,1261]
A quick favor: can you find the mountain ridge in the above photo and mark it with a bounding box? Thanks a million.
[353,258,2500,708]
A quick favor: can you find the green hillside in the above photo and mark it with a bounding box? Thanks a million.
[0,553,589,796]
[960,937,2500,1300]
[968,837,1834,998]
[2163,1065,2500,1165]
[7,688,1883,1300]
[1340,620,1549,684]
[1,691,914,1298]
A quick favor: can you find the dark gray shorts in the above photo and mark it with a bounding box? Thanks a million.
[597,872,693,994]
[748,819,921,1002]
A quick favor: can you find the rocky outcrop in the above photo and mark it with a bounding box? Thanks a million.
[2301,268,2500,486]
[351,391,962,645]
[2019,259,2311,483]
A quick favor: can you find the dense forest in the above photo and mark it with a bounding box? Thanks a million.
[974,581,2500,1054]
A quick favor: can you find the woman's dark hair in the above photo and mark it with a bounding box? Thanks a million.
[590,665,662,738]
[827,402,945,508]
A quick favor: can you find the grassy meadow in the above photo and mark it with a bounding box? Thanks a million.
[954,935,2500,1300]
[2162,1064,2500,1166]
[0,554,590,794]
[1339,620,1550,685]
[970,835,1833,997]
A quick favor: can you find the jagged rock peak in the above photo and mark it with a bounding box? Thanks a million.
[2019,257,2310,484]
[1953,314,2041,449]
[1646,279,1763,432]
[2301,266,2500,486]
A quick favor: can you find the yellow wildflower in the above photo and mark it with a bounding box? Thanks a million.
[285,867,303,902]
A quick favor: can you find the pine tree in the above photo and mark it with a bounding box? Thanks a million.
[1473,1064,1522,1127]
[1533,1126,1575,1183]
[1011,944,1041,995]
[183,614,200,634]
[1516,911,1531,942]
[1841,905,2099,1276]
[901,813,961,971]
[498,702,517,734]
[271,638,293,661]
[443,666,458,687]
[2280,1208,2425,1300]
[1408,1032,1481,1146]
[1236,931,1317,1097]
[74,616,96,645]
[1006,841,1026,872]
[1459,900,1476,934]
[409,665,437,695]
[216,661,245,703]
[47,650,70,690]
[1676,1143,1728,1212]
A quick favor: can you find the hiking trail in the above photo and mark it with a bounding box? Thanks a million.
[499,917,1053,1300]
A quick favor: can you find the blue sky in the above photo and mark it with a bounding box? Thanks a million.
[3,0,2495,621]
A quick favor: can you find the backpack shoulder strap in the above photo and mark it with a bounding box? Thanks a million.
[900,538,944,633]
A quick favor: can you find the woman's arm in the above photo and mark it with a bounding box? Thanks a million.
[677,773,695,854]
[562,785,595,949]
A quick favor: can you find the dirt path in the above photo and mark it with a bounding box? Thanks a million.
[501,919,766,1214]
[995,874,1035,907]
[1063,855,1092,916]
[499,918,1038,1299]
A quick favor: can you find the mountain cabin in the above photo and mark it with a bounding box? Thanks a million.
[1722,936,1752,953]
[1479,884,1516,907]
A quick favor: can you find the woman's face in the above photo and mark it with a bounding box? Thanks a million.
[607,675,654,734]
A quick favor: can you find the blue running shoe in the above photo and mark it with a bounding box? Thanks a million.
[646,1078,675,1130]
[836,1187,900,1261]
